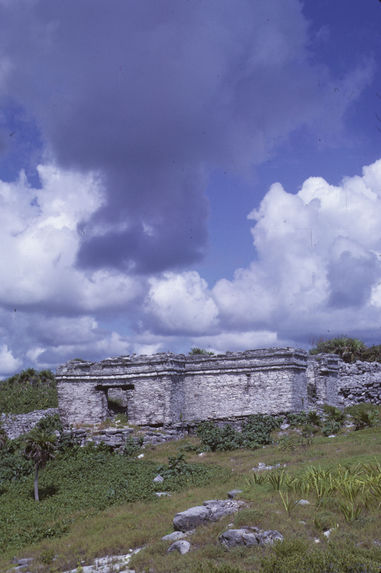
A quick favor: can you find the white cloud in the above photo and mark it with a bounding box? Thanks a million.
[0,165,143,312]
[212,158,381,339]
[0,344,22,375]
[145,271,218,334]
[2,159,381,375]
[136,158,381,351]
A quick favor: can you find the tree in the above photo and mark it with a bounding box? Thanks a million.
[23,428,56,501]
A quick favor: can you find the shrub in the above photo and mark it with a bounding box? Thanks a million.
[323,404,345,424]
[197,422,243,451]
[322,420,341,436]
[346,403,379,430]
[241,414,281,446]
[35,414,63,434]
[189,347,214,355]
[309,336,366,363]
[287,411,309,427]
[156,452,223,490]
[306,410,322,427]
[197,415,280,452]
[122,436,141,457]
[310,336,381,363]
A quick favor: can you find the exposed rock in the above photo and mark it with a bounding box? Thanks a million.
[8,557,34,572]
[173,505,210,531]
[162,531,189,542]
[173,499,244,532]
[219,527,283,549]
[252,462,286,472]
[227,489,243,499]
[62,548,141,573]
[167,540,191,554]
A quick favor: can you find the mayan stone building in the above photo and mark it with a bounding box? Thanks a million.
[56,348,340,428]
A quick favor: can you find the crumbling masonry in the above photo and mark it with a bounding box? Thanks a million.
[56,348,343,428]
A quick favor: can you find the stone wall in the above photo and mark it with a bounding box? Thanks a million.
[4,351,381,439]
[337,360,381,407]
[1,408,59,440]
[56,348,340,428]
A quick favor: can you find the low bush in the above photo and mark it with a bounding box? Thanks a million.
[241,414,281,446]
[196,422,243,451]
[322,404,345,435]
[322,404,345,425]
[35,414,63,434]
[122,436,142,457]
[346,403,379,430]
[197,415,280,452]
[157,452,212,483]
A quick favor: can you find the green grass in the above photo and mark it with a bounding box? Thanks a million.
[0,369,57,414]
[0,424,381,572]
[0,442,226,567]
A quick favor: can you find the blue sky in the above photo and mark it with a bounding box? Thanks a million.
[0,0,380,375]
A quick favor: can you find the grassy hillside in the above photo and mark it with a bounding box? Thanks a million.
[0,369,57,414]
[0,408,380,572]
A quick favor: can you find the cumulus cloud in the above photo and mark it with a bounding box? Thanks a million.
[0,2,377,372]
[0,164,146,371]
[141,158,381,350]
[212,158,381,342]
[0,344,21,376]
[145,272,218,335]
[0,165,143,313]
[0,0,372,274]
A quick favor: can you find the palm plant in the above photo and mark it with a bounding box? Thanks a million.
[23,428,56,501]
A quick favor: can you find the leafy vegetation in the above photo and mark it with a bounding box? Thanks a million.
[0,369,57,413]
[189,347,214,355]
[197,406,380,451]
[346,403,380,430]
[122,435,143,457]
[197,415,281,452]
[310,335,381,363]
[0,366,380,572]
[0,435,225,556]
[0,418,380,572]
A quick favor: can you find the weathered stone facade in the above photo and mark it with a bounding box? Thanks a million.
[56,348,341,428]
[337,360,381,407]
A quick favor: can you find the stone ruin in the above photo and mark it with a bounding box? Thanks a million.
[56,347,342,429]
